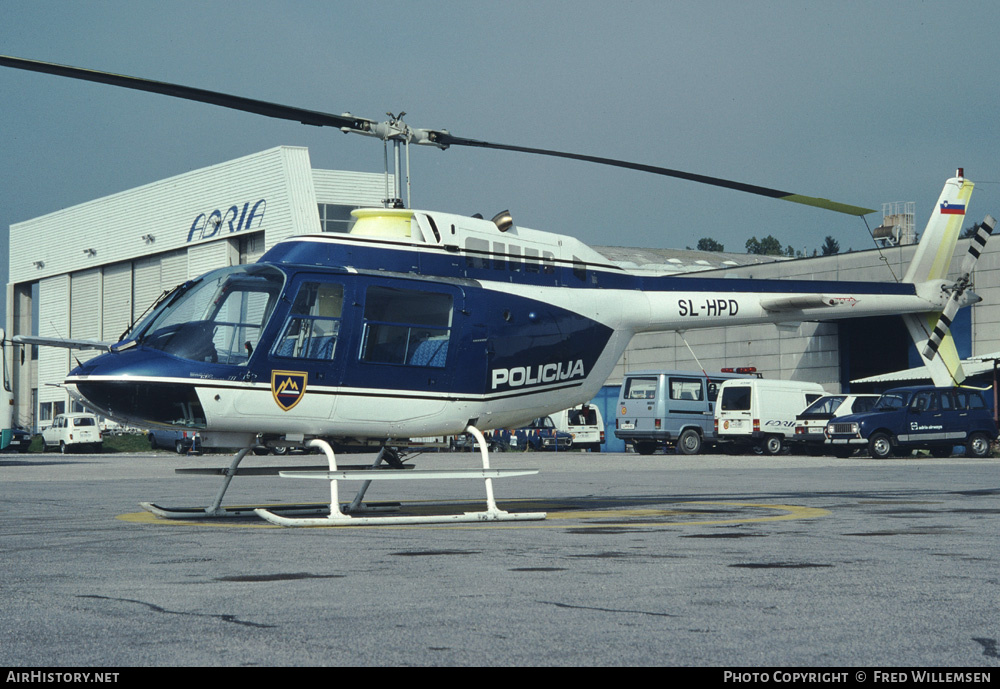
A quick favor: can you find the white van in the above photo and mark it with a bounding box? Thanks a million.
[550,403,605,452]
[715,379,826,454]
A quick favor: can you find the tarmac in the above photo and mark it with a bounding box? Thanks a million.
[1,448,998,668]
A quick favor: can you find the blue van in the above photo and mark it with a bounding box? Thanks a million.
[615,370,752,454]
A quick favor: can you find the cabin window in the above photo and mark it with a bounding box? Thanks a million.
[541,250,556,275]
[465,237,490,270]
[508,244,522,273]
[624,376,657,400]
[273,282,345,360]
[492,242,506,270]
[360,286,452,367]
[669,377,703,402]
[910,390,938,412]
[524,247,540,274]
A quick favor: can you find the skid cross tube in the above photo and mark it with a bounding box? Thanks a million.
[254,427,546,527]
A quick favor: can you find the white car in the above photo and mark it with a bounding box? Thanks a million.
[42,413,103,453]
[792,394,878,455]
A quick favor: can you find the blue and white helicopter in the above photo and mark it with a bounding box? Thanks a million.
[2,55,994,526]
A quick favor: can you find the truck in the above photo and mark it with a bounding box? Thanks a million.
[715,378,826,455]
[615,369,752,455]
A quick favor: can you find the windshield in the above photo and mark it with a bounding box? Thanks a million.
[137,265,285,365]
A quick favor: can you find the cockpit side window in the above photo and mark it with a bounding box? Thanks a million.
[272,282,345,360]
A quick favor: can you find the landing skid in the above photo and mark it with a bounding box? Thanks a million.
[141,426,546,526]
[139,445,402,520]
[139,502,340,520]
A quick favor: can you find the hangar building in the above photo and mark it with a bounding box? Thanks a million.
[7,148,1000,446]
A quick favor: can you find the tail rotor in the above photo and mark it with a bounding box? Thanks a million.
[922,215,996,360]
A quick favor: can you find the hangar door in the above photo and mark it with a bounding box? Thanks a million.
[838,311,971,392]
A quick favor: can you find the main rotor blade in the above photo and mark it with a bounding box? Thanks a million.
[1,54,875,216]
[436,134,876,216]
[0,54,371,132]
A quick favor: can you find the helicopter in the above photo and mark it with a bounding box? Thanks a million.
[1,55,994,526]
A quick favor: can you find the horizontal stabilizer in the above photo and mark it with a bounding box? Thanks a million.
[760,294,841,312]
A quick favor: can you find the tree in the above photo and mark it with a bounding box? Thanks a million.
[745,235,783,255]
[820,236,840,255]
[696,237,725,252]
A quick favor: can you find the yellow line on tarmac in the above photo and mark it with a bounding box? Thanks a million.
[546,502,830,527]
[116,501,829,529]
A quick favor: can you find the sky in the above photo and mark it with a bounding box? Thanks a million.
[3,0,1000,326]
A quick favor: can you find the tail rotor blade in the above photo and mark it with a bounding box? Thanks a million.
[922,214,995,360]
[960,215,996,275]
[922,293,962,360]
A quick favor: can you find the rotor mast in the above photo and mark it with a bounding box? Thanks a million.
[338,111,451,208]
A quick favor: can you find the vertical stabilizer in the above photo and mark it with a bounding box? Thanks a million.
[899,172,977,386]
[903,172,973,283]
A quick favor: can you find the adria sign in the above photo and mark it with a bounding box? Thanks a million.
[187,199,266,242]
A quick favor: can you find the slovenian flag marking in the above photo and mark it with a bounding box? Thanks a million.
[940,201,966,215]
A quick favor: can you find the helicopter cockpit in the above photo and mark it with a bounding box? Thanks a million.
[133,264,285,365]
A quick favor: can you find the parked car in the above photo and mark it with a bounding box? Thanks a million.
[503,416,573,452]
[792,394,878,455]
[147,428,201,454]
[450,432,509,453]
[41,413,103,453]
[2,426,33,452]
[454,417,574,452]
[825,386,998,458]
